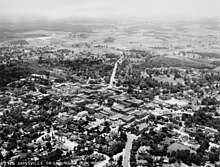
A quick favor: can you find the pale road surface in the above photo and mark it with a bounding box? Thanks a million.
[173,128,189,137]
[108,52,124,88]
[94,151,124,167]
[86,76,91,84]
[123,133,138,167]
[94,153,109,167]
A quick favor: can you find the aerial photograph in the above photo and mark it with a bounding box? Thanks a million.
[0,0,220,167]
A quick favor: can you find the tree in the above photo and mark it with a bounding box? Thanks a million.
[174,72,181,79]
[120,132,127,142]
[46,141,52,150]
[202,139,210,150]
[167,123,174,130]
[193,153,203,166]
[117,155,123,166]
[127,85,133,94]
[0,152,4,160]
[146,155,153,164]
[107,98,114,107]
[201,97,217,105]
[5,150,14,160]
[169,157,176,164]
[148,114,156,121]
[210,147,217,153]
[109,156,114,162]
[209,152,219,164]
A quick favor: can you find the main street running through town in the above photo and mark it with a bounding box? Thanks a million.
[108,52,124,88]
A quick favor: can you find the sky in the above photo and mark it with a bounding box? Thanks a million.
[0,0,219,20]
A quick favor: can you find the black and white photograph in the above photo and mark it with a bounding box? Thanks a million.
[0,0,220,167]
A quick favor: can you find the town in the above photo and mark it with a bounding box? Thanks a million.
[0,41,220,167]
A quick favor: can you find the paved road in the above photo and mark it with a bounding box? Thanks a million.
[173,128,189,137]
[94,153,109,167]
[108,52,124,88]
[86,77,91,84]
[123,133,138,167]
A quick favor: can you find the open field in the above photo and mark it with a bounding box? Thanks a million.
[153,75,184,85]
[1,18,220,70]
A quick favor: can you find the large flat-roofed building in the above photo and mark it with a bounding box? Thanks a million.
[63,102,78,109]
[85,103,99,114]
[118,101,131,107]
[142,103,156,110]
[127,110,139,115]
[134,110,149,119]
[72,97,91,106]
[59,115,73,125]
[114,96,128,104]
[94,113,105,119]
[98,90,114,98]
[101,108,116,116]
[121,115,135,123]
[125,98,143,107]
[77,111,88,117]
[95,106,103,112]
[122,107,133,114]
[109,113,124,121]
[100,110,111,116]
[138,123,148,132]
[111,103,133,114]
[108,95,126,102]
[68,110,77,116]
[111,103,125,112]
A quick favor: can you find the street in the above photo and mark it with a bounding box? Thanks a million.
[123,133,138,167]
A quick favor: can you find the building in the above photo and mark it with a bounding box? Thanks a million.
[85,103,99,114]
[59,116,72,125]
[68,110,77,116]
[125,98,143,107]
[138,123,148,133]
[99,110,112,117]
[72,98,87,106]
[94,106,103,112]
[63,102,78,110]
[111,103,133,114]
[120,115,135,123]
[109,113,124,121]
[94,113,105,119]
[134,110,149,119]
[77,111,88,117]
[142,103,156,110]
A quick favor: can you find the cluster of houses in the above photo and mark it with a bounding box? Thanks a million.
[1,44,220,167]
